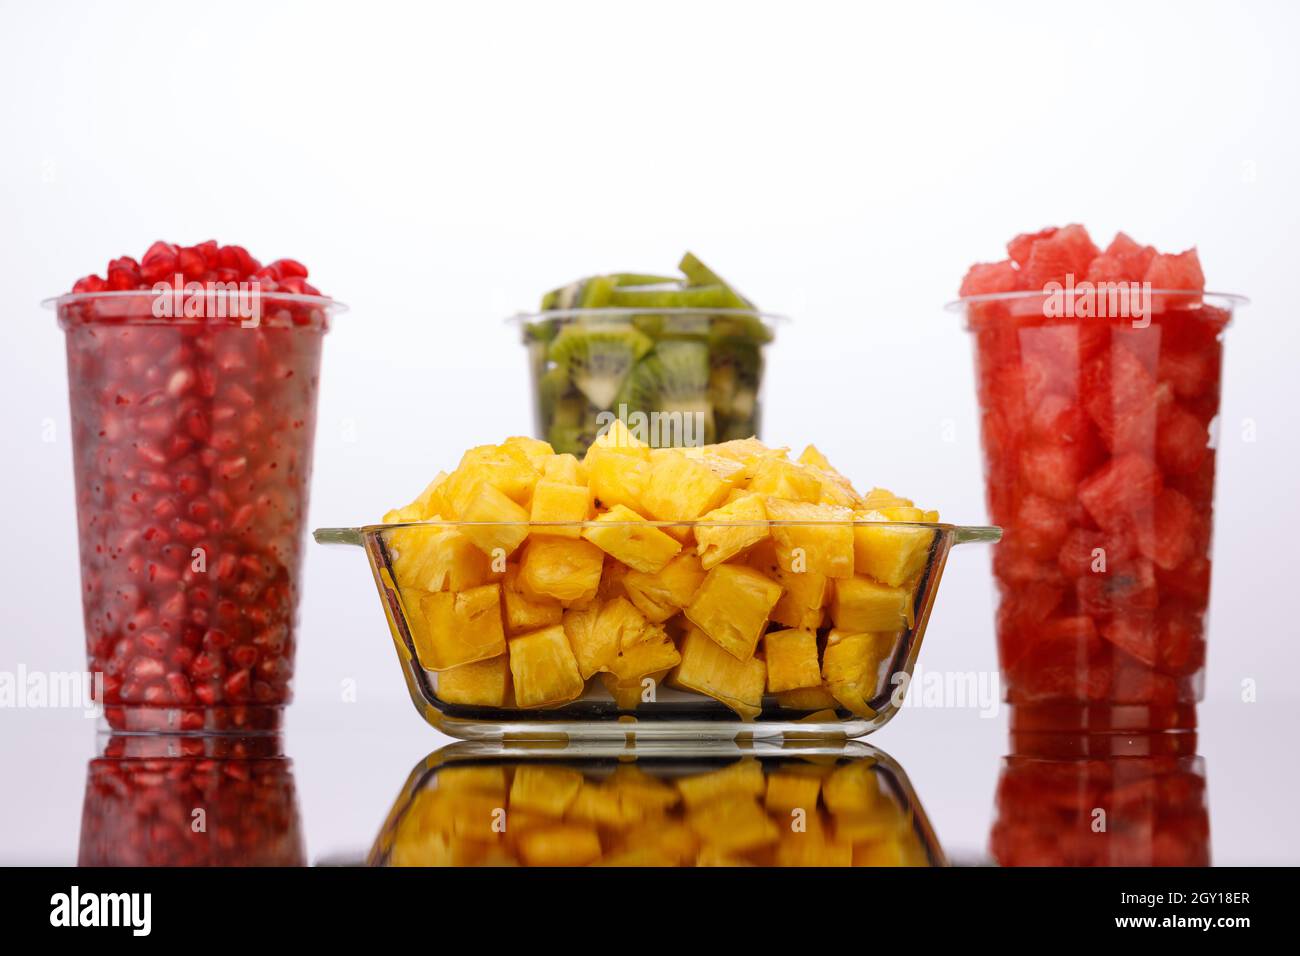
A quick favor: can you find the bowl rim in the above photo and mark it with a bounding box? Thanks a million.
[506,307,789,325]
[42,289,348,313]
[942,289,1248,312]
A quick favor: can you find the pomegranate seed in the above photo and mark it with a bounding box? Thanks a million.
[166,672,194,704]
[224,669,251,700]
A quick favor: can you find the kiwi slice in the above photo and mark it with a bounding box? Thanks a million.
[616,341,715,446]
[547,322,653,408]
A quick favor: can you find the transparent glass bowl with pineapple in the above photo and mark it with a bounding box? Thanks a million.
[369,740,943,867]
[515,253,780,455]
[316,428,999,739]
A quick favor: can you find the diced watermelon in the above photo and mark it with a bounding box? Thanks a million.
[1056,525,1135,578]
[1131,488,1197,571]
[993,541,1065,585]
[1085,232,1156,284]
[1100,613,1158,667]
[1019,442,1084,501]
[996,580,1067,671]
[1019,225,1099,291]
[1156,403,1209,476]
[1077,453,1163,531]
[1167,449,1217,505]
[1144,248,1205,291]
[1111,655,1179,706]
[1076,557,1158,615]
[1012,492,1071,559]
[1081,343,1161,452]
[1158,345,1216,399]
[1156,554,1211,606]
[1007,227,1058,267]
[1007,615,1110,702]
[1155,603,1206,677]
[960,259,1019,297]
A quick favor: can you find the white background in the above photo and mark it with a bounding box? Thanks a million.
[1,0,1298,863]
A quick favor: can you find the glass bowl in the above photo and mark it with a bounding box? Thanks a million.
[368,739,944,867]
[314,518,1000,740]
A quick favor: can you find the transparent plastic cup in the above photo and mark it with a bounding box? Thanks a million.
[48,289,343,733]
[948,290,1246,733]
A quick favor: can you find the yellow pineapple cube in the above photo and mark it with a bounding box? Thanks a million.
[749,540,828,631]
[390,523,500,592]
[796,444,836,473]
[684,564,783,661]
[862,487,914,510]
[508,765,583,817]
[542,452,583,485]
[501,435,554,472]
[830,576,911,631]
[671,626,767,719]
[457,483,530,557]
[765,771,823,815]
[501,565,562,634]
[763,628,822,693]
[563,596,647,679]
[410,584,506,671]
[587,417,648,455]
[822,629,898,718]
[581,504,682,573]
[508,625,586,708]
[746,457,823,503]
[383,471,451,524]
[606,764,681,813]
[596,560,630,601]
[516,824,602,866]
[694,493,768,569]
[853,512,934,587]
[640,450,729,528]
[878,505,926,521]
[765,498,855,579]
[687,797,779,855]
[519,537,604,604]
[775,685,839,711]
[436,764,509,797]
[529,479,591,537]
[675,758,766,808]
[586,448,651,515]
[436,653,510,707]
[622,552,706,624]
[607,625,681,686]
[444,444,539,514]
[775,832,854,867]
[823,762,882,815]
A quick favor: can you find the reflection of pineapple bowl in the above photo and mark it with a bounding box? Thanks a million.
[315,424,999,738]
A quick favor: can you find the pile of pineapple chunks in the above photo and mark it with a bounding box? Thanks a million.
[383,423,939,720]
[387,758,928,867]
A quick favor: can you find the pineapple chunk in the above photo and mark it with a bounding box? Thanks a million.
[501,565,563,634]
[852,512,934,587]
[862,487,914,510]
[684,564,783,661]
[747,457,823,503]
[586,448,651,515]
[640,450,729,528]
[687,797,779,854]
[775,685,840,711]
[763,628,822,693]
[529,479,592,537]
[775,832,854,867]
[501,435,555,472]
[436,653,510,707]
[765,498,855,579]
[675,759,766,808]
[694,493,768,569]
[411,584,507,671]
[509,765,583,817]
[390,523,499,592]
[516,824,602,866]
[587,417,648,455]
[444,444,539,514]
[622,552,706,623]
[563,596,647,679]
[878,505,926,521]
[830,576,911,632]
[822,629,898,718]
[436,765,509,796]
[749,540,828,631]
[542,452,583,485]
[508,625,586,708]
[796,444,836,473]
[581,504,682,573]
[765,770,824,815]
[601,673,649,710]
[597,560,630,601]
[823,761,882,815]
[457,483,530,557]
[671,626,767,719]
[519,537,604,604]
[607,625,681,686]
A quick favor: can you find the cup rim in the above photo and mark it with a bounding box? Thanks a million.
[41,289,348,314]
[506,307,789,326]
[941,289,1248,312]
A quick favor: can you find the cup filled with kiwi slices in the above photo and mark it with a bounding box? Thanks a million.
[514,253,781,455]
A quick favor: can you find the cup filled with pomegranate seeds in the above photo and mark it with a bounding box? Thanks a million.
[47,241,343,733]
[949,226,1245,734]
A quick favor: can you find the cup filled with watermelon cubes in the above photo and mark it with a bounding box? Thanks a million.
[315,425,1000,739]
[369,740,942,866]
[517,253,780,456]
[951,225,1246,733]
[48,241,343,733]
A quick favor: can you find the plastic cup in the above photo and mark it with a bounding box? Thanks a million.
[949,289,1245,733]
[48,289,343,733]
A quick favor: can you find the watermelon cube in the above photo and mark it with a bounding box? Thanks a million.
[959,260,1018,297]
[1011,493,1070,559]
[1086,232,1156,283]
[1076,557,1158,615]
[1007,227,1058,267]
[1131,489,1198,572]
[1156,403,1209,476]
[1155,603,1206,677]
[1144,248,1205,291]
[1077,454,1163,531]
[1018,224,1099,291]
[1007,615,1110,703]
[1100,613,1158,667]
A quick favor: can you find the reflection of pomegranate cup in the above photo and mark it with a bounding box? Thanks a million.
[51,241,341,733]
[78,735,304,866]
[954,226,1244,733]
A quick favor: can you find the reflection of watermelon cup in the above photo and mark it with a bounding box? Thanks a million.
[47,243,343,734]
[950,226,1246,733]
